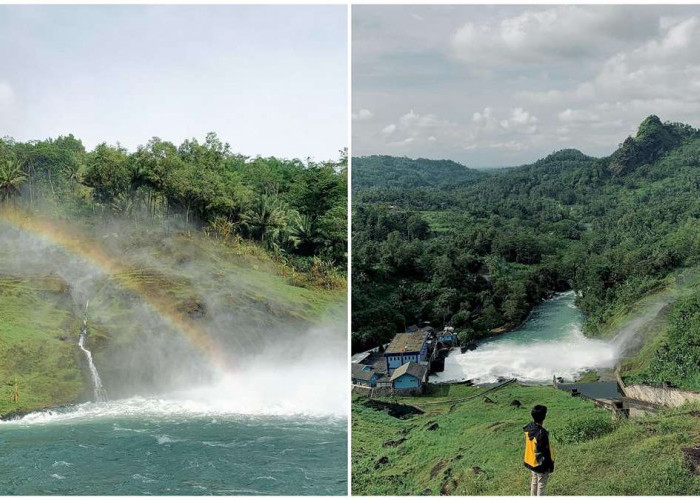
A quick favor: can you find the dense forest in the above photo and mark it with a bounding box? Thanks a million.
[0,133,347,285]
[352,115,700,389]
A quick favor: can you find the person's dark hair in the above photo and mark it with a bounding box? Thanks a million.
[531,405,547,424]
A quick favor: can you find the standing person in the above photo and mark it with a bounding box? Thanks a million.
[523,404,554,496]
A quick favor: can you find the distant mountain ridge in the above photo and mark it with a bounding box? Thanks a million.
[352,155,484,192]
[354,116,700,192]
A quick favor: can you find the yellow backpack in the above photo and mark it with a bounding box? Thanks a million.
[524,432,554,467]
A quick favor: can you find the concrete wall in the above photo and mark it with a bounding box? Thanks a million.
[616,368,700,407]
[351,386,372,397]
[623,384,700,407]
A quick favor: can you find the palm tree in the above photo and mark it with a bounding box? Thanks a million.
[110,192,134,216]
[241,194,288,251]
[65,153,83,183]
[0,160,27,203]
[289,213,324,256]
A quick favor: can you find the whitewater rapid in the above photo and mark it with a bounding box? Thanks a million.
[434,292,628,384]
[1,357,347,426]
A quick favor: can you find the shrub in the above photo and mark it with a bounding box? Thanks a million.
[555,414,616,444]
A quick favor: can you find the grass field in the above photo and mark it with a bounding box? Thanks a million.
[352,383,700,495]
[0,275,84,417]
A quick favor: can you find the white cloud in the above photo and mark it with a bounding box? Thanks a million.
[451,6,659,66]
[381,123,396,135]
[502,107,537,132]
[352,108,374,121]
[526,16,700,122]
[558,109,601,123]
[354,5,700,165]
[473,106,537,134]
[400,109,419,126]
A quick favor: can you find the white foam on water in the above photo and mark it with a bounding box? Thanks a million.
[436,322,622,384]
[155,434,186,445]
[167,365,348,418]
[1,359,347,425]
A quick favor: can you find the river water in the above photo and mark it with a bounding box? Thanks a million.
[434,291,621,384]
[0,398,347,495]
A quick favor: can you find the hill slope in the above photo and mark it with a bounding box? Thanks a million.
[0,213,345,417]
[353,155,484,192]
[352,385,700,495]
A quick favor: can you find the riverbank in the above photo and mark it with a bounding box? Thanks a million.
[0,275,84,418]
[352,383,700,495]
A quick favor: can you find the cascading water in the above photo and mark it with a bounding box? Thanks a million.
[77,300,107,402]
[434,291,629,384]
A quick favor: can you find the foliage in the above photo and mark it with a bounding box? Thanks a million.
[0,134,347,276]
[352,155,483,193]
[0,160,27,201]
[633,291,700,390]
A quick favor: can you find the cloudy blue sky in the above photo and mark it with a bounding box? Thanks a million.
[353,5,700,167]
[0,5,346,161]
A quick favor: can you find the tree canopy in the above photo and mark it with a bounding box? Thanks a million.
[0,133,347,275]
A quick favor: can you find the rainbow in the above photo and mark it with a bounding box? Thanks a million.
[0,207,230,372]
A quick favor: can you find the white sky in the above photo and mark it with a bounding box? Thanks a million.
[0,5,347,161]
[353,5,700,166]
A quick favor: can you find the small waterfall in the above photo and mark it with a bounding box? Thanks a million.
[77,300,107,402]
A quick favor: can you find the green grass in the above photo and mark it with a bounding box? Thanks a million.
[0,276,84,417]
[352,384,700,495]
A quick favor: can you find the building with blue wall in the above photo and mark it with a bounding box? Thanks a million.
[438,326,458,344]
[384,331,429,374]
[390,362,428,390]
[351,363,379,387]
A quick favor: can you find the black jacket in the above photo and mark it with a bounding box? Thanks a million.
[523,422,554,473]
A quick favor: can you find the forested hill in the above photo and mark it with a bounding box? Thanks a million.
[352,115,700,390]
[0,133,347,283]
[352,155,484,192]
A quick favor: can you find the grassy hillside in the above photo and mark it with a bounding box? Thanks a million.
[352,384,700,495]
[580,267,700,391]
[0,214,345,417]
[0,275,83,417]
